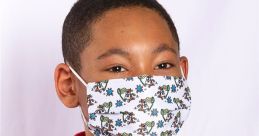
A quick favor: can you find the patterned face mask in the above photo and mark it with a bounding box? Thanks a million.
[69,66,191,136]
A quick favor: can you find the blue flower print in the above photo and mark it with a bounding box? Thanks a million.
[126,77,134,81]
[136,85,144,93]
[175,128,180,133]
[150,132,157,136]
[171,85,176,92]
[94,129,101,136]
[165,76,172,80]
[115,119,123,127]
[106,88,113,96]
[115,100,123,107]
[166,96,172,103]
[89,113,97,120]
[151,108,158,116]
[157,120,164,128]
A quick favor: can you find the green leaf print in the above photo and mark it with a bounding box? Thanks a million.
[145,121,155,134]
[161,109,170,122]
[138,75,147,86]
[103,101,112,113]
[145,97,155,110]
[117,88,127,101]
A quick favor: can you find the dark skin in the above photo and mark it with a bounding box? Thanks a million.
[54,7,188,136]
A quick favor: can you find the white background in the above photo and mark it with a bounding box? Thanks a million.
[0,0,258,136]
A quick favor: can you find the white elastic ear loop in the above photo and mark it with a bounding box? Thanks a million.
[68,65,88,87]
[67,65,90,130]
[79,107,89,131]
[180,66,186,79]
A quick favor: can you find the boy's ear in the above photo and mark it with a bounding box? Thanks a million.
[54,63,79,108]
[180,56,189,79]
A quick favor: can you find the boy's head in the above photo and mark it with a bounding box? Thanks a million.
[55,0,188,134]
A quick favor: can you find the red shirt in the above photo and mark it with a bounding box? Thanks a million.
[74,131,85,136]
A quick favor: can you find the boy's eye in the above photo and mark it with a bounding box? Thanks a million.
[107,66,127,73]
[155,63,174,70]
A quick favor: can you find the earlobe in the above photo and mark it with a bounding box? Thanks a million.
[54,63,79,108]
[180,56,189,79]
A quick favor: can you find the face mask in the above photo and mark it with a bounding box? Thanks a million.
[69,66,191,136]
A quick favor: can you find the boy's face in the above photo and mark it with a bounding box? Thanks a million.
[54,7,188,133]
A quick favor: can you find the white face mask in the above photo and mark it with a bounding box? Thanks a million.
[69,66,191,136]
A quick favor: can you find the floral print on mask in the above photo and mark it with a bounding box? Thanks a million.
[84,75,191,136]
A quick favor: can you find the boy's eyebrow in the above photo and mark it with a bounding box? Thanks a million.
[96,48,130,60]
[152,43,177,55]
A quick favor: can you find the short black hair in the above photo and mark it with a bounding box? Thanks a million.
[62,0,180,72]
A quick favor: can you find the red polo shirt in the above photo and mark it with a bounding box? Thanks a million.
[74,131,85,136]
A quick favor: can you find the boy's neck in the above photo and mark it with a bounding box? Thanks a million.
[85,130,93,136]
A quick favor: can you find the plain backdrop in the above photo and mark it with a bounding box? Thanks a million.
[0,0,258,136]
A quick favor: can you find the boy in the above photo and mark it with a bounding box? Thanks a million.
[54,0,190,135]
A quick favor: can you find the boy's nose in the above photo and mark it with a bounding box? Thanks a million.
[131,62,154,76]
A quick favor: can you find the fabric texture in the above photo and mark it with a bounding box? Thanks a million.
[81,75,191,135]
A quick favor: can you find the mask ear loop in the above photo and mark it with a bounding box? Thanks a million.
[180,66,186,80]
[80,107,89,131]
[68,65,87,87]
[67,65,90,131]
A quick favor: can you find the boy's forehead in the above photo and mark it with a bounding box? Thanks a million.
[92,7,172,37]
[84,6,178,56]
